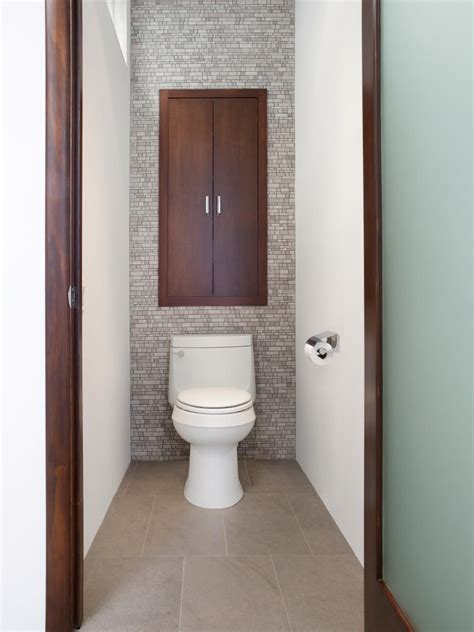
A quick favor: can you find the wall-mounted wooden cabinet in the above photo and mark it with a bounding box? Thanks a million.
[159,89,267,306]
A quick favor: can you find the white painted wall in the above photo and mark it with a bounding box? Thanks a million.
[295,0,364,563]
[82,0,131,554]
[0,2,46,630]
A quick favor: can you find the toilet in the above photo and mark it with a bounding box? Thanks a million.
[169,334,256,508]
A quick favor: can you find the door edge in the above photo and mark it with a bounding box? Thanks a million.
[45,0,83,629]
[362,0,415,630]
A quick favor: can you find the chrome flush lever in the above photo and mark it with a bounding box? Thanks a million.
[216,195,222,215]
[205,195,210,215]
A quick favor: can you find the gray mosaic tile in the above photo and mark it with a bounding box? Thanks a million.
[130,0,295,461]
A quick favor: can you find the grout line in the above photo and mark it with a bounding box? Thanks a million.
[175,553,280,558]
[173,552,355,559]
[96,554,184,559]
[85,553,312,560]
[221,512,229,556]
[285,494,314,555]
[270,555,293,632]
[178,556,185,632]
[240,491,289,496]
[140,496,156,558]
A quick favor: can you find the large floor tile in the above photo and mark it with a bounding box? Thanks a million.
[246,460,314,494]
[114,463,137,498]
[82,557,182,631]
[142,495,226,557]
[181,555,289,631]
[224,494,310,555]
[273,554,364,631]
[287,494,353,555]
[88,494,153,559]
[84,552,97,589]
[238,460,251,491]
[126,460,188,496]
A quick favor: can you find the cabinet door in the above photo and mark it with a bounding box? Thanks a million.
[166,98,213,299]
[213,98,259,298]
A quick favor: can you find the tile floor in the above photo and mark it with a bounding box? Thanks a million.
[83,460,363,632]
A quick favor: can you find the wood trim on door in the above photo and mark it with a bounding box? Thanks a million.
[43,1,420,628]
[159,88,267,307]
[362,1,414,630]
[45,0,83,630]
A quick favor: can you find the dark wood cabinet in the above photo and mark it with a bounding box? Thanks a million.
[159,89,267,306]
[168,98,213,298]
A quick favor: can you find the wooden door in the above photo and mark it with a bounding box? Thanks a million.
[363,0,471,630]
[213,98,259,297]
[363,2,414,629]
[163,97,213,300]
[45,0,83,630]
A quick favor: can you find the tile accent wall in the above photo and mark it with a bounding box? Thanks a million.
[130,0,295,460]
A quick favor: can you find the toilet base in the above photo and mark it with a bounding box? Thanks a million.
[185,442,243,509]
[172,412,255,509]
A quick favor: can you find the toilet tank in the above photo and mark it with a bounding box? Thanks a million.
[168,334,256,406]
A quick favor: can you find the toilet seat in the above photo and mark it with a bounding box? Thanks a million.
[176,387,253,415]
[173,387,255,429]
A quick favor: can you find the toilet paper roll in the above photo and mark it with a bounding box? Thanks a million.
[305,340,333,366]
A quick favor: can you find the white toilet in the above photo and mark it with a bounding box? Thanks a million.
[169,334,256,509]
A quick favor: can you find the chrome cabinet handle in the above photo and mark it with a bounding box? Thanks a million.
[205,195,210,215]
[216,195,222,215]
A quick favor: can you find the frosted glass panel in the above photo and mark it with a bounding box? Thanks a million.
[381,1,473,630]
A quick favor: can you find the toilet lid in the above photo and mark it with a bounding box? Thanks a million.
[176,387,252,413]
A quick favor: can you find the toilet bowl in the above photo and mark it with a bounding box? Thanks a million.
[168,334,256,509]
[173,387,255,508]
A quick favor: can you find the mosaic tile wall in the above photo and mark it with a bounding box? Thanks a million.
[130,0,295,460]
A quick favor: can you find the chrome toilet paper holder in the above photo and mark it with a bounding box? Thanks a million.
[306,331,340,353]
[305,331,340,365]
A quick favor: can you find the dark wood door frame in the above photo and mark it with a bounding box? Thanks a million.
[362,1,414,630]
[44,0,417,629]
[45,0,83,630]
